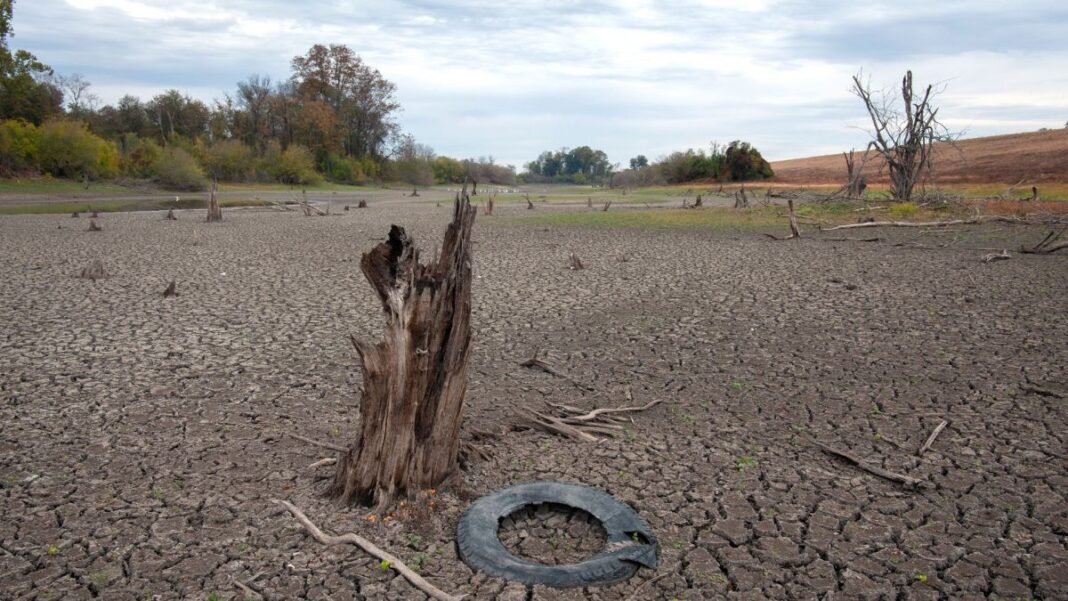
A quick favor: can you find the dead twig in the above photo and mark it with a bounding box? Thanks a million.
[272,500,465,601]
[308,457,337,469]
[1019,227,1068,254]
[1020,383,1066,399]
[917,420,949,456]
[980,250,1011,263]
[519,349,594,391]
[624,572,671,601]
[287,432,347,452]
[811,439,925,489]
[523,398,662,441]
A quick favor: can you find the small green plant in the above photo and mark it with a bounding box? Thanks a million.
[380,559,392,571]
[889,202,920,217]
[402,533,423,549]
[91,571,109,585]
[736,456,759,471]
[46,544,59,556]
[207,593,224,601]
[150,488,164,501]
[874,432,883,442]
[708,573,729,586]
[914,573,927,584]
[730,381,743,390]
[411,552,431,572]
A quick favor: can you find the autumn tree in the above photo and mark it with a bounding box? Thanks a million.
[0,0,63,124]
[290,44,399,160]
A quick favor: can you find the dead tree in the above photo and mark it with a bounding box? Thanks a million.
[165,208,177,220]
[1030,186,1040,202]
[410,187,420,197]
[602,200,612,212]
[852,70,954,201]
[568,253,584,270]
[587,197,593,208]
[87,220,102,232]
[526,194,534,210]
[205,177,222,222]
[843,149,868,198]
[1020,228,1068,254]
[765,199,802,241]
[71,211,79,218]
[483,194,495,216]
[694,194,703,208]
[327,195,476,511]
[734,186,749,208]
[357,199,368,209]
[162,280,177,297]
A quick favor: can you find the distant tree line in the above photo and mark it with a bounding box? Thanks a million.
[612,141,773,188]
[523,146,613,184]
[0,2,515,190]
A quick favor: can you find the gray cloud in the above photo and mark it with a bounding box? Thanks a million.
[12,0,1068,166]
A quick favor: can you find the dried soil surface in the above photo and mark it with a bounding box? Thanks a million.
[1,194,1066,600]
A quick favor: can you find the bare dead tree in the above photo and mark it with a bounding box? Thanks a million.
[851,70,955,201]
[602,200,612,212]
[87,220,102,232]
[357,199,368,208]
[568,253,584,270]
[165,208,177,220]
[526,194,534,210]
[694,194,703,208]
[205,177,222,222]
[843,149,869,198]
[734,186,749,208]
[1020,227,1068,254]
[483,193,495,216]
[327,195,476,511]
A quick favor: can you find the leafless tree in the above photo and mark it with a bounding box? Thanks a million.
[843,149,868,198]
[851,70,955,201]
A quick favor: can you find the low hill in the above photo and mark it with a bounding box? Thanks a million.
[769,128,1068,186]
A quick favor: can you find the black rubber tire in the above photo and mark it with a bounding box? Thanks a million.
[456,481,657,588]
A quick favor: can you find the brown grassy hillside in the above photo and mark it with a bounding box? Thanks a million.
[770,129,1068,185]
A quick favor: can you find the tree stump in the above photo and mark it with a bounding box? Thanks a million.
[328,195,477,511]
[206,178,222,222]
[357,199,368,209]
[79,259,105,281]
[162,280,177,297]
[165,208,177,220]
[88,220,102,232]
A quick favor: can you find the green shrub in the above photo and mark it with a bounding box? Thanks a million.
[260,142,322,185]
[200,140,255,182]
[37,119,119,180]
[0,119,41,175]
[153,147,207,191]
[322,153,365,184]
[121,136,163,178]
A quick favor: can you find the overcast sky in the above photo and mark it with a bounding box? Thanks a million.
[13,0,1068,167]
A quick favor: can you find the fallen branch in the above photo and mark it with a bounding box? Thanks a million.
[1021,383,1066,399]
[1019,227,1068,254]
[980,250,1011,263]
[821,236,882,242]
[519,349,594,391]
[287,432,347,452]
[823,218,980,231]
[162,280,177,298]
[272,500,465,601]
[811,439,925,489]
[308,457,337,469]
[917,420,949,456]
[233,572,267,600]
[522,399,662,441]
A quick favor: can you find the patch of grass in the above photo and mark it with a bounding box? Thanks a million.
[0,197,272,215]
[46,544,59,556]
[379,559,392,571]
[736,455,759,471]
[888,202,920,217]
[0,178,130,194]
[512,207,784,230]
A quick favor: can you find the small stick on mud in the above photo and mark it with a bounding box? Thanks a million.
[287,432,347,452]
[519,349,594,391]
[625,573,671,601]
[272,500,466,601]
[811,439,925,489]
[308,457,337,469]
[162,280,177,298]
[917,420,949,456]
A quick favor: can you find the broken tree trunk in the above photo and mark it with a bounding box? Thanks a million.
[165,208,177,220]
[87,220,102,232]
[844,149,868,199]
[1020,227,1068,254]
[79,259,105,281]
[766,199,802,240]
[327,195,477,511]
[734,186,749,208]
[206,177,222,222]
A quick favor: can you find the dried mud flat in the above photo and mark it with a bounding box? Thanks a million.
[1,199,1066,601]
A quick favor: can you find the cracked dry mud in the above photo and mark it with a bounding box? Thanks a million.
[1,196,1066,600]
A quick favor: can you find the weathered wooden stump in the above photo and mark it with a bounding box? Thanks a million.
[327,195,477,511]
[79,259,105,281]
[206,178,222,222]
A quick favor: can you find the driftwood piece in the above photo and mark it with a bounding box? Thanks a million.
[522,399,662,442]
[812,439,924,488]
[272,500,465,601]
[917,420,949,456]
[162,280,177,298]
[328,195,476,511]
[980,250,1011,263]
[823,218,980,231]
[79,259,106,281]
[519,349,594,391]
[206,177,222,222]
[1019,228,1068,254]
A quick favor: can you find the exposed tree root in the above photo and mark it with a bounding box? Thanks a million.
[1019,227,1068,254]
[918,420,949,456]
[272,500,466,601]
[519,349,594,391]
[811,439,925,489]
